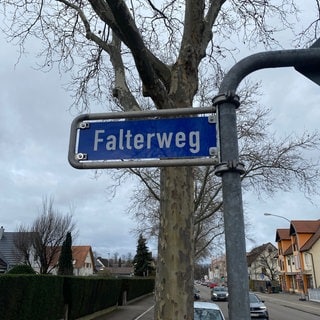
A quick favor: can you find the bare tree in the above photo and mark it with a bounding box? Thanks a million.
[15,197,77,274]
[13,225,36,266]
[248,243,279,282]
[2,1,320,318]
[259,249,279,282]
[124,98,320,260]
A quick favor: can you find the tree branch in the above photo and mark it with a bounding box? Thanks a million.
[89,0,173,107]
[202,0,227,53]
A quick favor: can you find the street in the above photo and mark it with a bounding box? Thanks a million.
[98,284,320,320]
[196,284,320,320]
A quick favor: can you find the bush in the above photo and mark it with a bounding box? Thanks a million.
[7,265,36,274]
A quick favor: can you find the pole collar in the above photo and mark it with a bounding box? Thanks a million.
[212,91,240,108]
[214,161,245,177]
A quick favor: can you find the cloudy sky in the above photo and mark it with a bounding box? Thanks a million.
[0,4,319,261]
[0,33,147,258]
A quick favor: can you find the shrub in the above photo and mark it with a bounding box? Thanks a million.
[7,265,36,274]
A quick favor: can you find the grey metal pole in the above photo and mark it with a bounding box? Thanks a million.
[214,96,249,320]
[213,46,320,320]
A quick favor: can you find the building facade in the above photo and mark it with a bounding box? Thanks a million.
[275,220,320,294]
[247,242,278,282]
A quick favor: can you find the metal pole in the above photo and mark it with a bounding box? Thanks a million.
[213,46,320,320]
[214,95,249,320]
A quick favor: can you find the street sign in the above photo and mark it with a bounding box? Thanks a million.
[78,117,216,160]
[68,108,218,169]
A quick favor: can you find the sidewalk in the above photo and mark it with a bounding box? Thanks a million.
[79,294,155,320]
[258,292,320,316]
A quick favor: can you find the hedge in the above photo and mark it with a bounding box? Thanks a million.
[0,275,154,320]
[0,275,64,320]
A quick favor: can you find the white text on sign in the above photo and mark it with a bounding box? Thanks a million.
[93,129,200,154]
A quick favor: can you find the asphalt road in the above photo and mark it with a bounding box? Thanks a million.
[196,284,320,320]
[259,292,320,320]
[92,285,320,320]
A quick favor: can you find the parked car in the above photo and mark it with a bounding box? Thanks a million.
[211,286,229,301]
[194,301,225,320]
[249,292,269,319]
[209,282,218,288]
[194,288,201,300]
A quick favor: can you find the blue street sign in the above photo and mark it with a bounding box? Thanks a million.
[76,116,216,161]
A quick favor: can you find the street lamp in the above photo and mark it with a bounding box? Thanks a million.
[264,213,295,292]
[263,213,290,222]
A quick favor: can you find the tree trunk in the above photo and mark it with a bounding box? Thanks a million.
[154,166,195,319]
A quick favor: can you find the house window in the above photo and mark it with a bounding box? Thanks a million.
[304,253,312,269]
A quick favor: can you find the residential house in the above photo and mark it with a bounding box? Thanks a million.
[247,242,278,283]
[0,227,95,276]
[72,246,95,276]
[0,226,37,273]
[50,245,95,276]
[210,255,227,284]
[275,220,320,294]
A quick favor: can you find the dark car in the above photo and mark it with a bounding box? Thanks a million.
[249,292,269,319]
[211,286,228,301]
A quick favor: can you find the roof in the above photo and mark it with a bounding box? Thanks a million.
[275,229,291,242]
[246,242,277,266]
[96,257,109,268]
[95,257,134,275]
[50,245,95,269]
[275,220,320,253]
[290,220,320,235]
[72,246,94,269]
[0,231,25,269]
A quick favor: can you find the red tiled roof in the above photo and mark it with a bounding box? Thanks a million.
[49,245,94,269]
[72,246,93,269]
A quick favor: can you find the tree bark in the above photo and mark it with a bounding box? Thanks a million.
[155,166,195,319]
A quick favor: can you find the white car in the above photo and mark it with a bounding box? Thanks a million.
[194,301,226,320]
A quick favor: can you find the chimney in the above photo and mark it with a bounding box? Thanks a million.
[0,226,4,239]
